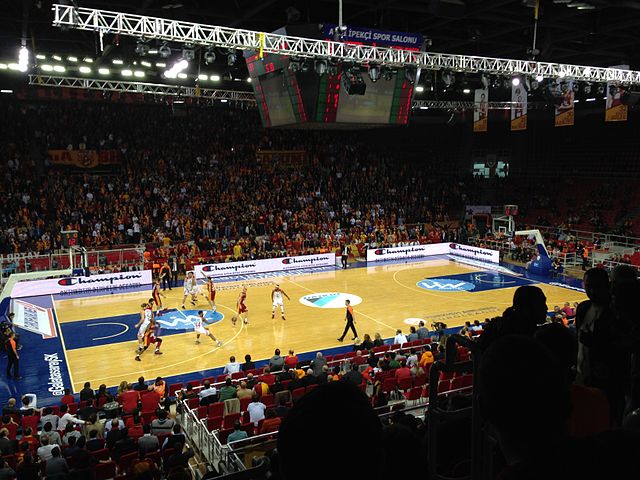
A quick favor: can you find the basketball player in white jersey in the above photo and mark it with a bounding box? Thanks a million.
[134,302,153,354]
[271,284,291,320]
[181,271,198,309]
[193,310,222,346]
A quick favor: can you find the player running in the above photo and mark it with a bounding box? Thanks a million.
[271,284,290,320]
[135,314,163,361]
[152,279,165,316]
[193,310,222,346]
[181,271,198,309]
[202,276,217,312]
[235,286,249,325]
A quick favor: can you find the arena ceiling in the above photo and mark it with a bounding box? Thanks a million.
[1,0,640,87]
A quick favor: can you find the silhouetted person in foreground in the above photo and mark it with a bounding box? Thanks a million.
[479,334,640,479]
[479,285,547,352]
[576,267,629,424]
[278,381,385,480]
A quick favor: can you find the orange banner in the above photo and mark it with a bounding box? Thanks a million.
[48,150,121,169]
[554,81,575,127]
[510,84,527,131]
[605,85,628,122]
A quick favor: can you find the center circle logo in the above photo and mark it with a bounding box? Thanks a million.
[299,293,363,309]
[156,309,224,331]
[417,278,475,292]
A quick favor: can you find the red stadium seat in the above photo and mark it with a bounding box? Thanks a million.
[405,387,422,406]
[168,383,183,397]
[239,397,251,412]
[218,428,234,444]
[95,461,117,480]
[438,379,451,394]
[208,402,224,418]
[223,412,241,429]
[206,416,222,432]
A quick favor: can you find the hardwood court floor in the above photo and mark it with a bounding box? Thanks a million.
[52,258,587,391]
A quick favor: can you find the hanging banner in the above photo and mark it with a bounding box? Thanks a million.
[554,81,575,127]
[605,65,629,123]
[473,88,488,132]
[48,150,121,169]
[510,83,527,131]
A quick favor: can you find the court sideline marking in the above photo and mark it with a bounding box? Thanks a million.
[51,295,77,392]
[284,276,397,332]
[79,302,243,386]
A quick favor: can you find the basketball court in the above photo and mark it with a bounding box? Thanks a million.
[9,256,587,401]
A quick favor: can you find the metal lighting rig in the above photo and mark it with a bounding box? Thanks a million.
[52,3,640,85]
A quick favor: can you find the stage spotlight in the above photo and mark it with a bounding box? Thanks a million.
[227,52,237,66]
[327,62,339,76]
[512,77,520,86]
[135,40,149,56]
[159,44,171,58]
[405,68,417,84]
[204,49,216,65]
[301,60,310,73]
[289,59,301,72]
[382,67,394,81]
[596,84,605,95]
[182,47,195,62]
[314,59,327,75]
[572,82,580,92]
[368,64,380,82]
[535,74,544,82]
[442,71,454,87]
[583,83,592,94]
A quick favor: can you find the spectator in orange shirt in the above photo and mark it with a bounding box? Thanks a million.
[419,345,434,369]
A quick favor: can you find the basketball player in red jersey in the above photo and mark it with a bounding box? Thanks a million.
[203,276,217,312]
[236,286,249,325]
[135,315,163,361]
[151,279,165,316]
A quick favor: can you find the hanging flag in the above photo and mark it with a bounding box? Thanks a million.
[473,88,488,132]
[605,64,629,122]
[554,80,574,127]
[510,83,527,131]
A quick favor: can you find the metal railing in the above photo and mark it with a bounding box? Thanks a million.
[179,398,228,472]
[0,247,145,286]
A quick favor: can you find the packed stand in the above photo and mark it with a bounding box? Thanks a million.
[0,100,473,257]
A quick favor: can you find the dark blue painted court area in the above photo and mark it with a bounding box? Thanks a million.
[418,271,536,293]
[60,309,223,350]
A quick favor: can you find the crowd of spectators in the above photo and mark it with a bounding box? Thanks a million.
[0,100,474,258]
[4,269,640,479]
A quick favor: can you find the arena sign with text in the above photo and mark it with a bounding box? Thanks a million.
[366,244,450,262]
[322,24,423,49]
[194,254,335,279]
[448,244,500,264]
[11,270,152,298]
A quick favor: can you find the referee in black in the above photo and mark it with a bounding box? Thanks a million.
[337,299,358,342]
